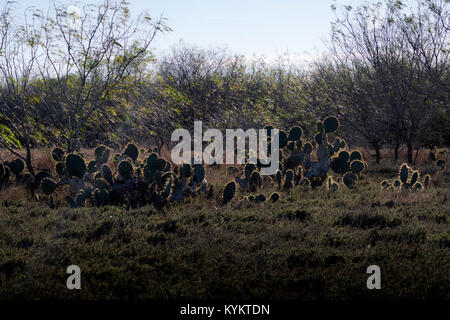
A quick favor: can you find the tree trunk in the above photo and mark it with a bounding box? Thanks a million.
[394,141,400,161]
[407,142,413,164]
[373,141,381,164]
[414,147,420,164]
[25,144,35,177]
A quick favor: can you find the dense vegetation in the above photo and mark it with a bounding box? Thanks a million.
[0,0,449,300]
[0,0,448,174]
[0,160,448,299]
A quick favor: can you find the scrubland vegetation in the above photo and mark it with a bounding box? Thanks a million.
[0,141,448,299]
[0,0,449,300]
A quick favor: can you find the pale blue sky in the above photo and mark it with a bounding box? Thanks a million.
[126,0,340,62]
[11,0,414,63]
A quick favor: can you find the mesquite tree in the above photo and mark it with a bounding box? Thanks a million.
[328,0,448,163]
[34,0,169,152]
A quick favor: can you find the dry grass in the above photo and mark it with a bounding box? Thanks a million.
[0,166,448,299]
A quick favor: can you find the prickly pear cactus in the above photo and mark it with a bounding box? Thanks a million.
[223,181,236,204]
[254,193,266,203]
[95,145,110,165]
[288,126,302,141]
[180,163,192,179]
[87,161,97,173]
[66,154,86,179]
[349,150,362,161]
[269,192,280,203]
[124,143,139,161]
[94,188,109,206]
[118,160,134,180]
[284,169,294,189]
[41,178,57,195]
[9,159,24,176]
[52,148,65,162]
[350,160,365,176]
[423,174,431,189]
[193,165,205,184]
[323,116,340,133]
[343,172,357,188]
[102,164,113,184]
[399,163,409,184]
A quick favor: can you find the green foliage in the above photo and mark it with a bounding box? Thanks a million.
[0,124,21,149]
[0,173,448,300]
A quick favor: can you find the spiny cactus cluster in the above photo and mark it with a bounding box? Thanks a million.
[40,143,209,209]
[380,163,431,191]
[0,158,48,194]
[272,116,340,188]
[266,116,366,189]
[329,148,368,188]
[225,116,365,203]
[2,115,375,208]
[239,192,280,205]
[223,181,236,204]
